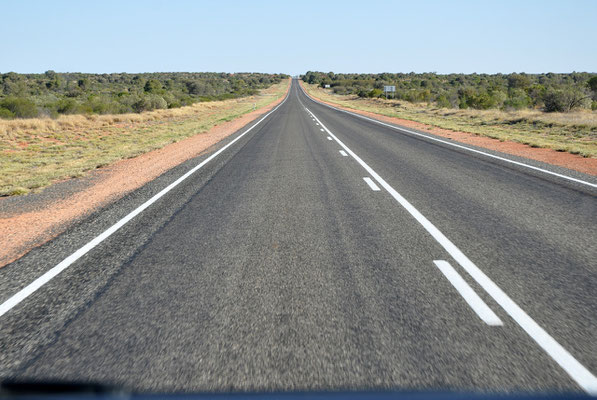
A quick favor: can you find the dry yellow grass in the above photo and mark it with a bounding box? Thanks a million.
[1,95,275,138]
[0,80,289,196]
[430,107,597,129]
[303,84,597,158]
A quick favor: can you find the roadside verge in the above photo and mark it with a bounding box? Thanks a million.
[299,81,597,177]
[0,80,291,268]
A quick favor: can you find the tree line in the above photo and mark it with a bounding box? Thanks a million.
[302,71,597,112]
[0,71,288,119]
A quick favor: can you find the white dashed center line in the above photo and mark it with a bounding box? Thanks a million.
[363,177,381,191]
[339,150,348,157]
[302,104,597,394]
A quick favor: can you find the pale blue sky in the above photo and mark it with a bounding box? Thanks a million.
[1,0,595,74]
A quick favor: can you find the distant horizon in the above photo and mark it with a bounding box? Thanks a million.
[2,70,595,75]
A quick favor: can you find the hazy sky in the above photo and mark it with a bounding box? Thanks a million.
[1,0,595,75]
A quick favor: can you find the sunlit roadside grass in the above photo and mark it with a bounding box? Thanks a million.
[302,83,597,158]
[0,79,289,196]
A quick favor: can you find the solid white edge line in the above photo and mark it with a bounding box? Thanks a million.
[363,177,381,191]
[304,105,597,394]
[433,260,502,326]
[298,83,597,189]
[0,86,291,319]
[339,150,348,157]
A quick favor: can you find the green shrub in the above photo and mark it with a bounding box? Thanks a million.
[332,86,350,95]
[435,94,452,108]
[79,96,123,115]
[504,89,531,110]
[404,89,432,103]
[132,97,152,113]
[507,73,531,90]
[472,92,495,109]
[0,107,15,119]
[131,95,167,112]
[457,87,474,108]
[528,84,546,107]
[148,94,167,110]
[77,78,89,90]
[144,79,163,93]
[0,97,38,118]
[588,77,597,92]
[543,89,590,112]
[367,89,383,98]
[504,97,530,110]
[54,98,80,114]
[592,101,597,111]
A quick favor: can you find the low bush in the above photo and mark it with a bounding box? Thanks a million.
[0,108,15,119]
[368,88,383,98]
[543,89,590,112]
[0,97,38,118]
[54,98,80,114]
[503,89,531,110]
[435,94,452,108]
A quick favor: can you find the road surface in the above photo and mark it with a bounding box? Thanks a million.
[1,79,596,394]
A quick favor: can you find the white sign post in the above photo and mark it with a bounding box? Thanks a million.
[383,85,396,99]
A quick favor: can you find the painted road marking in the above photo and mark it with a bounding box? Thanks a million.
[320,128,325,132]
[363,177,381,191]
[304,105,597,394]
[434,260,502,326]
[339,150,348,157]
[0,87,292,320]
[299,84,597,189]
[327,136,333,141]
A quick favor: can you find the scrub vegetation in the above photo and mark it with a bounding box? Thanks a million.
[0,71,287,119]
[303,71,597,112]
[0,79,289,196]
[301,72,597,158]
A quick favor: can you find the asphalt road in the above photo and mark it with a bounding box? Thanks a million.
[1,79,596,394]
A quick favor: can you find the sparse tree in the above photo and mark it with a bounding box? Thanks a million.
[543,88,591,112]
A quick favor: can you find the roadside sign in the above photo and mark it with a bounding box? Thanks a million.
[383,85,396,99]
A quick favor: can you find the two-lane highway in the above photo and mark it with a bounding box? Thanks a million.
[1,80,596,393]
